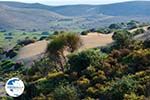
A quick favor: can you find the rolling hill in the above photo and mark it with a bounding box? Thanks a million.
[0,1,150,31]
[15,33,113,66]
[1,1,150,16]
[45,1,150,17]
[0,3,66,31]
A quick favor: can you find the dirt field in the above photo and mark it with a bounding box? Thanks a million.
[16,33,113,60]
[80,32,113,49]
[16,40,48,60]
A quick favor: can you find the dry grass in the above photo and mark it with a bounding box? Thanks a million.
[129,26,149,33]
[80,32,113,50]
[17,33,113,60]
[17,40,48,60]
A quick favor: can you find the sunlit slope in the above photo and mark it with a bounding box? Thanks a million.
[16,40,48,60]
[0,4,65,31]
[16,33,113,60]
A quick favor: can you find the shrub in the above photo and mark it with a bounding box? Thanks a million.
[41,31,50,35]
[96,28,112,34]
[124,92,145,100]
[39,36,47,40]
[133,28,145,36]
[127,20,138,29]
[68,49,107,72]
[17,39,35,46]
[143,39,150,48]
[77,77,90,88]
[6,50,17,58]
[0,60,15,73]
[82,97,95,100]
[86,87,98,96]
[0,97,13,100]
[28,58,57,76]
[92,70,107,83]
[53,84,79,100]
[81,31,88,35]
[107,77,138,100]
[123,49,150,72]
[112,30,132,47]
[109,23,121,29]
[53,31,60,35]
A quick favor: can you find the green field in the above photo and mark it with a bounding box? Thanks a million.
[0,31,53,49]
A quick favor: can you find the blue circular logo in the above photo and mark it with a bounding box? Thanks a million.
[5,77,25,97]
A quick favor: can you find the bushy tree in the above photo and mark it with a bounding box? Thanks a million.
[123,49,150,72]
[96,28,112,34]
[64,33,82,52]
[47,35,66,71]
[47,32,82,72]
[53,84,79,100]
[133,28,145,36]
[27,58,57,76]
[127,20,138,29]
[112,30,132,48]
[109,23,121,29]
[107,77,138,100]
[81,31,89,35]
[68,49,107,72]
[143,39,150,48]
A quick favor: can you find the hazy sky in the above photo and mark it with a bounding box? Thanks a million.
[0,0,148,5]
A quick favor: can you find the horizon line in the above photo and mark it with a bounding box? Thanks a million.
[0,0,149,6]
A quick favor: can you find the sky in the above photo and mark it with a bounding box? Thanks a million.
[0,0,148,5]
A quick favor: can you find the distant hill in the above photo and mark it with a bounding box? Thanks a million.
[1,1,150,16]
[0,1,150,31]
[0,3,66,31]
[0,1,53,11]
[47,1,150,17]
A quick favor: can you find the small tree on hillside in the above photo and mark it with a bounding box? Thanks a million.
[65,33,82,52]
[47,32,82,72]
